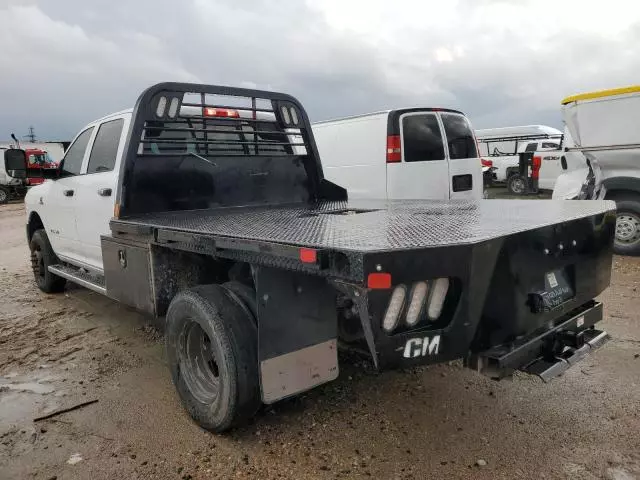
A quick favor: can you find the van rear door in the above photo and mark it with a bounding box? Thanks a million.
[386,110,449,200]
[438,112,482,199]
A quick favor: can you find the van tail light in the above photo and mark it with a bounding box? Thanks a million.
[532,156,542,179]
[481,158,493,167]
[386,135,401,163]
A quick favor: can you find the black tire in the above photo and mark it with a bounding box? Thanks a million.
[29,229,66,293]
[166,285,260,432]
[610,195,640,256]
[507,174,526,195]
[0,186,9,204]
[222,281,257,321]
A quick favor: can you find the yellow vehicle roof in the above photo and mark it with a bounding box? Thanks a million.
[561,85,640,105]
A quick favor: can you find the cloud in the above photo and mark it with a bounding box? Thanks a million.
[1,0,639,140]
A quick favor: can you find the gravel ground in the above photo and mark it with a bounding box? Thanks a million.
[1,200,639,480]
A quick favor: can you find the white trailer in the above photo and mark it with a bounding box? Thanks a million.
[553,86,640,255]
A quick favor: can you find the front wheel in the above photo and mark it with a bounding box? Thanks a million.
[166,285,260,432]
[29,229,66,293]
[613,197,640,256]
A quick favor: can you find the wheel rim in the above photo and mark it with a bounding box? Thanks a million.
[510,177,525,194]
[30,245,46,281]
[615,212,640,246]
[179,321,221,404]
[0,189,7,202]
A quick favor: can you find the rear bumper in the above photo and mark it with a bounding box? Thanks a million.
[467,301,607,381]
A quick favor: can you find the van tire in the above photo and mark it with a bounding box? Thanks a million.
[507,174,526,195]
[609,194,640,256]
[29,229,66,293]
[0,186,10,204]
[166,284,260,432]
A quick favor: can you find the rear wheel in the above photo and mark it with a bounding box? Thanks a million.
[0,186,9,204]
[507,174,526,195]
[166,284,260,432]
[29,229,66,293]
[612,196,640,256]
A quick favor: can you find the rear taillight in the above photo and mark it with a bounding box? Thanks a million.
[382,285,407,332]
[481,158,493,167]
[386,135,401,163]
[382,278,453,334]
[532,155,542,179]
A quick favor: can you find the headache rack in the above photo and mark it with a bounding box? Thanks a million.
[116,82,345,217]
[478,134,564,156]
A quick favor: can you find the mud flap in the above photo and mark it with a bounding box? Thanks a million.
[254,267,338,403]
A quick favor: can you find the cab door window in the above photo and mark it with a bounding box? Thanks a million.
[86,119,124,174]
[60,127,94,176]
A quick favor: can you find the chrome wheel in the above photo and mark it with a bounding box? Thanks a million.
[615,213,640,247]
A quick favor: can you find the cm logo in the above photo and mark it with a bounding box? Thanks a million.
[402,335,441,358]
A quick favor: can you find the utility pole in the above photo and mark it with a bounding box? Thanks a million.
[24,126,37,143]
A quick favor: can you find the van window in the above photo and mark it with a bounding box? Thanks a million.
[440,113,478,159]
[541,142,558,149]
[87,119,124,174]
[60,127,94,176]
[402,114,445,162]
[524,142,538,152]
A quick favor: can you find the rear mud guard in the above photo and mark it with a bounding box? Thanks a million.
[254,267,338,403]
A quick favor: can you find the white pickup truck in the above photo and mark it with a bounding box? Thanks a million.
[3,82,616,433]
[476,126,563,194]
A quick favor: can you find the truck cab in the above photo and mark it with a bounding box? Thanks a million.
[23,110,132,271]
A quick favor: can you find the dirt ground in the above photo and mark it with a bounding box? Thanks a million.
[1,200,639,480]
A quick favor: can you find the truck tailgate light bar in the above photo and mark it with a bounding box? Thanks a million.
[382,278,452,333]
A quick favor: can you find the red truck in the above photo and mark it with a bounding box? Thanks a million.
[25,148,57,186]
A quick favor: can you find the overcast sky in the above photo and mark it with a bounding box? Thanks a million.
[1,0,639,140]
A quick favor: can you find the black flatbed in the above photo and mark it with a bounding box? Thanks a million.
[111,199,615,253]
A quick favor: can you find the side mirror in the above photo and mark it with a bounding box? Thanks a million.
[4,149,27,179]
[3,149,60,180]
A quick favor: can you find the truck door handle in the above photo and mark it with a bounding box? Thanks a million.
[63,189,74,197]
[98,188,112,197]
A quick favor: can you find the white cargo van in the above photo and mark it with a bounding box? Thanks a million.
[312,108,482,200]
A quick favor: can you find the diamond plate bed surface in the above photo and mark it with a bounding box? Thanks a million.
[113,199,615,252]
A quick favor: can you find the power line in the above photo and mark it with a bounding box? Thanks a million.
[24,126,37,142]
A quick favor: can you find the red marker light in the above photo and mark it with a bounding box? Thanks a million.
[299,248,317,264]
[367,272,392,289]
[204,107,240,118]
